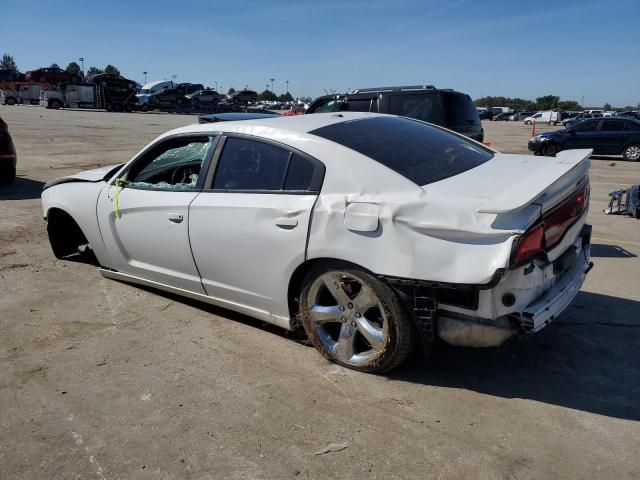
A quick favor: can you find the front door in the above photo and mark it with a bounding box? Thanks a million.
[188,136,325,318]
[97,135,216,293]
[564,119,601,151]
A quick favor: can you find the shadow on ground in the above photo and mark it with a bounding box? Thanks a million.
[117,281,640,421]
[591,243,637,258]
[0,177,44,200]
[390,291,640,421]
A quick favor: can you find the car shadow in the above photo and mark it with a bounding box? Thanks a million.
[122,282,639,420]
[590,243,637,258]
[389,291,640,421]
[0,177,45,200]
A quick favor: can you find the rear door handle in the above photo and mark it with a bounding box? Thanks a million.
[275,217,298,228]
[168,213,184,223]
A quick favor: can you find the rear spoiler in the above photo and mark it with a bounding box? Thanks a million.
[477,149,592,214]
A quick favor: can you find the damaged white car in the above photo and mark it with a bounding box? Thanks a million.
[42,112,593,373]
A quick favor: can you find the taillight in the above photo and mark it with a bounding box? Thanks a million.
[511,179,589,268]
[513,223,545,266]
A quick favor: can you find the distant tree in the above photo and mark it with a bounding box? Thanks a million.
[65,62,82,78]
[258,89,278,101]
[623,106,634,112]
[603,102,612,111]
[86,66,103,77]
[1,53,17,70]
[474,96,536,111]
[278,92,294,102]
[104,64,120,75]
[557,100,582,111]
[227,87,236,95]
[535,95,560,110]
[50,63,60,69]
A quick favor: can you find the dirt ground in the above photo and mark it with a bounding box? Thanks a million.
[1,107,639,480]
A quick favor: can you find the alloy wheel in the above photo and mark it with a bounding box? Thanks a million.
[304,271,388,367]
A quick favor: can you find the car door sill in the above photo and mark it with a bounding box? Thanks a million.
[99,268,293,330]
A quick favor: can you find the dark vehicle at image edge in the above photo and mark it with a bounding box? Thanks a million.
[0,116,17,184]
[528,117,640,160]
[307,85,484,142]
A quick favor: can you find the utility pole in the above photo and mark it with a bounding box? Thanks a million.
[143,71,147,84]
[286,80,289,93]
[79,57,84,78]
[270,78,275,93]
[171,74,177,86]
[215,80,218,91]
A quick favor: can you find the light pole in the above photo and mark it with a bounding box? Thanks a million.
[215,80,218,91]
[286,80,289,94]
[266,83,269,92]
[171,74,177,86]
[143,71,147,84]
[79,57,84,78]
[270,78,275,93]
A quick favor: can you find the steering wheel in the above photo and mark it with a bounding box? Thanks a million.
[171,164,197,184]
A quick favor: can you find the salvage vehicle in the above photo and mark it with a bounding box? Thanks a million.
[41,112,592,373]
[0,116,17,184]
[307,85,484,142]
[187,89,223,106]
[198,112,278,123]
[0,69,25,82]
[25,67,77,84]
[40,82,137,111]
[524,111,561,125]
[529,117,640,159]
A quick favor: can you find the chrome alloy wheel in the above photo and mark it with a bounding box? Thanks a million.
[304,271,388,366]
[624,144,640,161]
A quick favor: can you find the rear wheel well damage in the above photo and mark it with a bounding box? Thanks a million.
[287,258,438,355]
[46,208,98,264]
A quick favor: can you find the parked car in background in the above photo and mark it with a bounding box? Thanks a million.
[86,73,136,90]
[0,69,25,82]
[198,112,278,123]
[619,111,640,120]
[144,87,191,110]
[562,113,601,128]
[187,89,222,106]
[528,117,640,159]
[0,116,17,184]
[307,85,484,142]
[25,67,77,84]
[477,109,493,120]
[508,112,533,121]
[492,112,511,121]
[41,112,592,373]
[284,104,307,116]
[524,111,561,125]
[230,89,258,103]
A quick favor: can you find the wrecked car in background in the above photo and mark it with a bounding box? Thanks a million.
[41,112,593,373]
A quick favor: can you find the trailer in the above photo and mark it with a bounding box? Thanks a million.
[40,83,138,111]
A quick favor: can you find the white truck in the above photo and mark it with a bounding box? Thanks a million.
[1,84,43,105]
[40,83,137,111]
[523,111,561,125]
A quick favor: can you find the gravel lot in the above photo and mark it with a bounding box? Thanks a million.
[1,107,639,479]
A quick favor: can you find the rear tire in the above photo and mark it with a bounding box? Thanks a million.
[622,144,640,162]
[298,262,414,373]
[6,97,16,105]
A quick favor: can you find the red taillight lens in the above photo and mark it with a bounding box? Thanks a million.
[513,223,545,266]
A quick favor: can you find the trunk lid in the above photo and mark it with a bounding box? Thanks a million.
[424,149,591,214]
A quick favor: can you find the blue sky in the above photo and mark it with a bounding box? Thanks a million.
[2,0,639,106]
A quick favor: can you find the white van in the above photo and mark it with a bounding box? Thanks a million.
[523,111,561,125]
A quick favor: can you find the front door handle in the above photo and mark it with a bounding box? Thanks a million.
[168,213,184,223]
[275,217,298,228]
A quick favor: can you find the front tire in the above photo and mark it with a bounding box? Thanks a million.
[622,144,640,162]
[299,263,414,373]
[542,142,559,156]
[0,164,16,184]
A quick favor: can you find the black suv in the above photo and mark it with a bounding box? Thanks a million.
[307,85,483,142]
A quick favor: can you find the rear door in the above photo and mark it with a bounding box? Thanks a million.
[598,119,630,154]
[188,135,325,318]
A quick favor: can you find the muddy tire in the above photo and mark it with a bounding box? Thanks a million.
[622,144,640,162]
[542,142,559,156]
[299,262,414,373]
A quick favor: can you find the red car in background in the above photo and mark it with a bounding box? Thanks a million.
[283,104,307,116]
[25,67,77,84]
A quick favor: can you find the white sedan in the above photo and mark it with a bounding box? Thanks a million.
[42,112,593,373]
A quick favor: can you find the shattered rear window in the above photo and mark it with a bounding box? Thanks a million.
[310,116,493,186]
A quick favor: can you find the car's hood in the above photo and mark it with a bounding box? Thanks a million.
[424,149,591,214]
[43,164,123,190]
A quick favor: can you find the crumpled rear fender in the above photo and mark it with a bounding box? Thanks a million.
[306,191,536,285]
